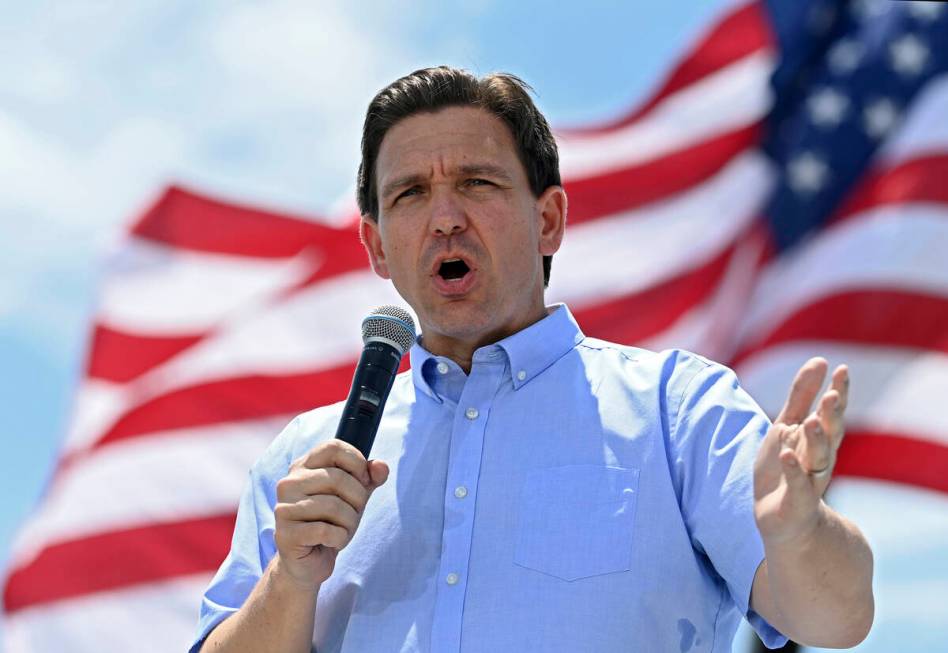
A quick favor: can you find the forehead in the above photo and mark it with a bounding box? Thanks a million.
[375,106,522,182]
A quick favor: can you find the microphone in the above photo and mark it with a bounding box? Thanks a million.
[334,305,416,459]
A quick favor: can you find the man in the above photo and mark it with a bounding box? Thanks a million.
[191,67,873,652]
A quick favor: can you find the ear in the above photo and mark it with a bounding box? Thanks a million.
[359,216,391,279]
[536,185,567,256]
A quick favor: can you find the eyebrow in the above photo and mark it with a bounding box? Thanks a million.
[380,163,514,201]
[456,163,513,183]
[380,174,426,202]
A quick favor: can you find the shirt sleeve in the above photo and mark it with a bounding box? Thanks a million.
[188,417,300,653]
[667,353,788,650]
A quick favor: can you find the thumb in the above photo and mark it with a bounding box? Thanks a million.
[366,459,390,491]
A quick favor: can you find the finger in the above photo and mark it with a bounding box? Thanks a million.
[366,459,390,490]
[831,364,850,413]
[800,414,833,474]
[277,467,370,512]
[299,440,370,486]
[285,520,350,550]
[817,390,845,450]
[778,446,811,494]
[276,495,361,533]
[776,357,828,426]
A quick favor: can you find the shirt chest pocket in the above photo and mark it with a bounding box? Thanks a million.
[514,464,640,582]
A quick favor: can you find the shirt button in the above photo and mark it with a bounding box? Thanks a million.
[454,485,468,499]
[517,370,527,381]
[465,407,479,420]
[446,572,460,585]
[436,362,449,375]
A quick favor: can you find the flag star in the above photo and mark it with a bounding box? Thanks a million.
[889,33,930,76]
[905,1,945,21]
[807,87,850,128]
[863,98,900,139]
[827,38,865,75]
[787,152,830,195]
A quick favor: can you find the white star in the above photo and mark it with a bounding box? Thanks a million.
[863,98,900,139]
[787,152,830,195]
[889,33,930,76]
[827,38,865,75]
[807,87,850,128]
[905,1,945,21]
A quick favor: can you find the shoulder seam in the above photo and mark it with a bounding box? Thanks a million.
[669,355,713,444]
[577,340,641,363]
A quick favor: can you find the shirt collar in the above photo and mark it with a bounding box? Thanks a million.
[496,303,585,389]
[409,303,585,399]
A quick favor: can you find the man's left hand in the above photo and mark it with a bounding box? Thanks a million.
[753,357,849,543]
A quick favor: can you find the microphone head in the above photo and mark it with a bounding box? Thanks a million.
[361,305,416,355]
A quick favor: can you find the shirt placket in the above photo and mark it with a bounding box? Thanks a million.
[429,351,505,652]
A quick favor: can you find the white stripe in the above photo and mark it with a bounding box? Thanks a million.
[98,237,316,333]
[549,151,772,307]
[8,418,288,566]
[61,269,403,449]
[738,205,948,345]
[735,342,948,447]
[3,573,212,653]
[64,378,129,453]
[877,73,948,167]
[129,267,405,390]
[557,52,774,179]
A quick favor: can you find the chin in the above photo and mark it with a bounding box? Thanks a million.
[426,304,491,337]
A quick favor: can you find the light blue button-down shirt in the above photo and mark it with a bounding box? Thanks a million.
[192,304,786,652]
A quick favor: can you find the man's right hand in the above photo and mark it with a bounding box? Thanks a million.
[273,440,390,590]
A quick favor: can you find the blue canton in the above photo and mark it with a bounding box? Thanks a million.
[762,0,948,249]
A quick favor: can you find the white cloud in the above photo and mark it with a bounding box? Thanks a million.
[0,110,186,232]
[209,0,408,112]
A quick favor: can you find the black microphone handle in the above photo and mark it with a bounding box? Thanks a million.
[334,340,403,459]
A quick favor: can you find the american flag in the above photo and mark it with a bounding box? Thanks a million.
[3,0,946,650]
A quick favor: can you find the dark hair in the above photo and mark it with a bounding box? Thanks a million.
[357,66,561,286]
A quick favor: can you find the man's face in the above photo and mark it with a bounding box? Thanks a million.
[360,106,565,357]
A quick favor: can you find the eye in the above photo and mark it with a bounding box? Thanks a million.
[395,186,422,202]
[466,178,494,187]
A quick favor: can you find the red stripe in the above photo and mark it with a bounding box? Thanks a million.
[90,364,356,450]
[561,2,772,135]
[565,124,760,224]
[69,356,412,464]
[836,431,948,495]
[131,186,367,274]
[834,154,948,222]
[731,289,948,368]
[87,324,204,383]
[2,513,235,614]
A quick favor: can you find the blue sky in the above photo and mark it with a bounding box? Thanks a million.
[1,1,946,651]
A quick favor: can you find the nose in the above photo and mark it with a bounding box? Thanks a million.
[429,188,467,237]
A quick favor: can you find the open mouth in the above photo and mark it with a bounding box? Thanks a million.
[437,258,471,281]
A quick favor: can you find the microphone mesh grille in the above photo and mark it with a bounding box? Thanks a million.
[361,305,416,354]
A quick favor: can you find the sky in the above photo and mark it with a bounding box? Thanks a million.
[1,1,946,651]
